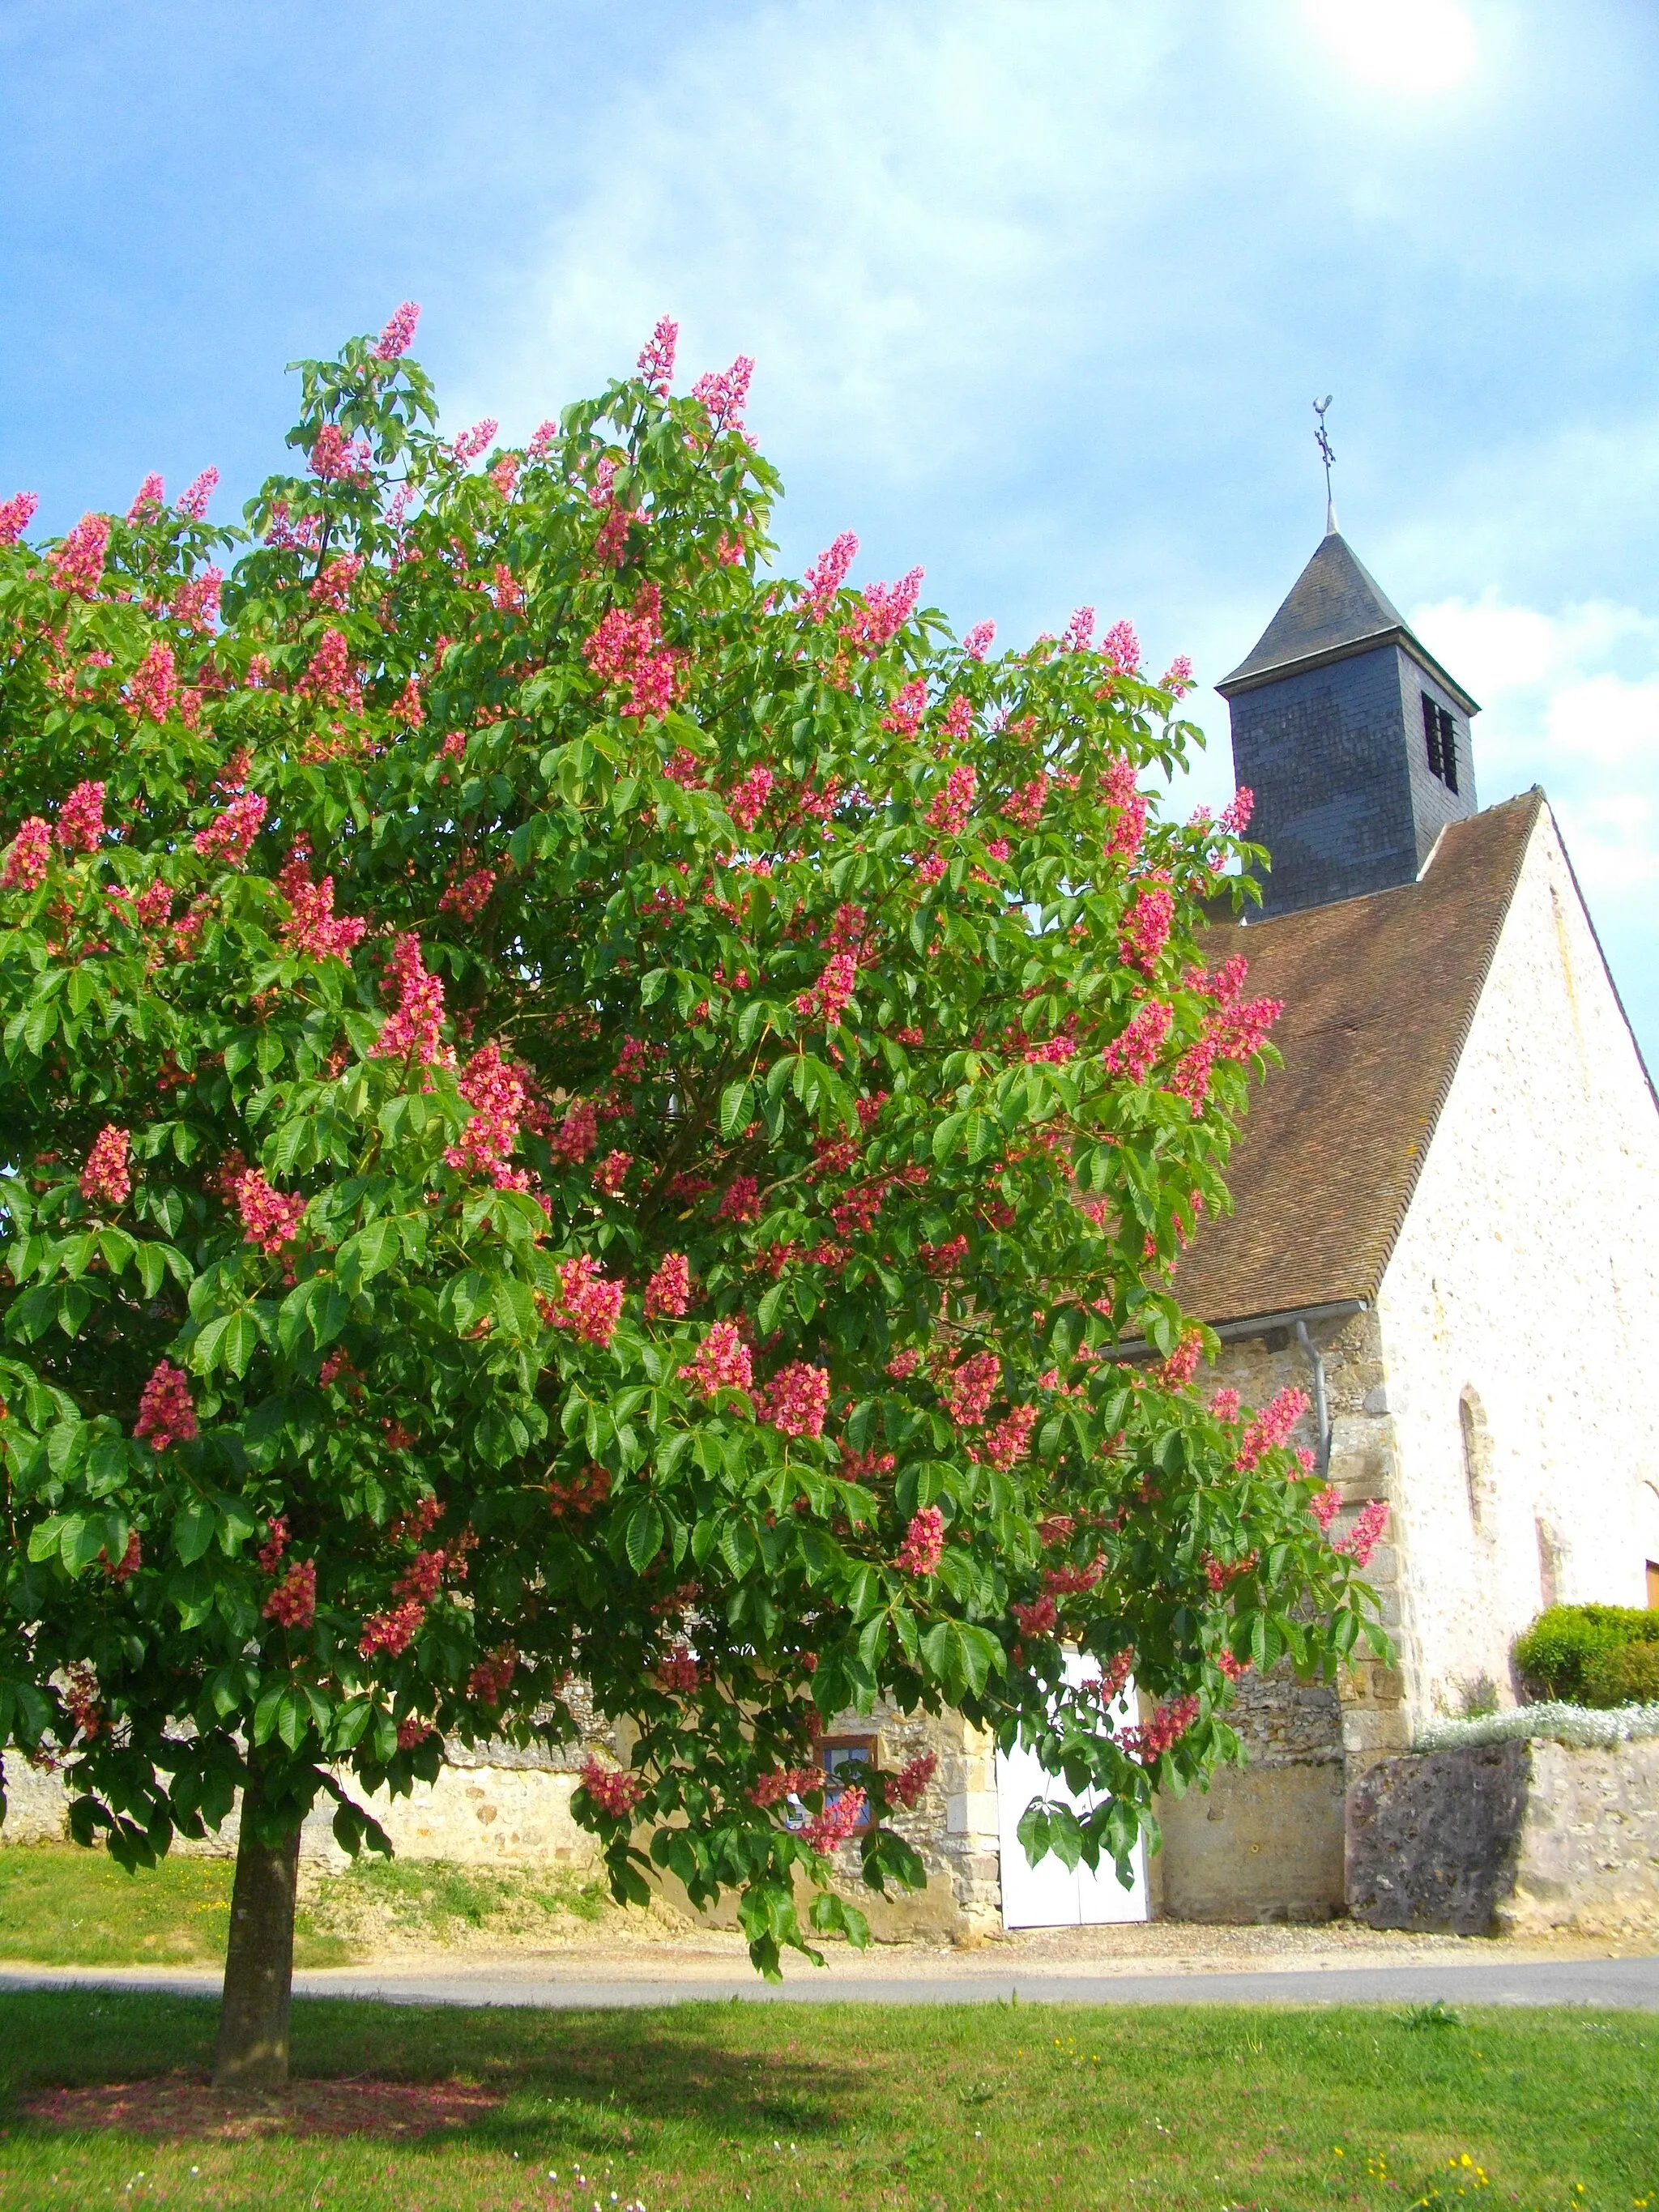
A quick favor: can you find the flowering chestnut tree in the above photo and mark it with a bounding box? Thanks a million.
[0,307,1384,2086]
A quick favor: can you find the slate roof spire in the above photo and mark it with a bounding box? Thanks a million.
[1216,528,1480,917]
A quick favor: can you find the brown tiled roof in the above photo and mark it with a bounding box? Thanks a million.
[1171,790,1545,1327]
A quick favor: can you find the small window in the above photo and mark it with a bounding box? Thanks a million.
[819,1735,877,1829]
[1461,1389,1493,1536]
[1648,1560,1659,1609]
[1422,694,1459,794]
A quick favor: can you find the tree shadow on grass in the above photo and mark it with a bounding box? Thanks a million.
[2,1989,867,2158]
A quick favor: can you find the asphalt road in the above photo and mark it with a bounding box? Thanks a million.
[6,1954,1659,2010]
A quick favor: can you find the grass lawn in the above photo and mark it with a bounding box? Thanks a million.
[0,1988,1653,2210]
[0,1843,610,1968]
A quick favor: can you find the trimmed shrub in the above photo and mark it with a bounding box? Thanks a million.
[1583,1639,1659,1708]
[1513,1605,1659,1706]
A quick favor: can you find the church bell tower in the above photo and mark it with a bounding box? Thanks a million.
[1217,496,1479,918]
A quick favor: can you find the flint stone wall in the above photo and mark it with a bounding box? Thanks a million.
[1348,1736,1659,1937]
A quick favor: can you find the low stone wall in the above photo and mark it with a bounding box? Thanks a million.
[1155,1663,1347,1923]
[1,1749,600,1873]
[1347,1736,1659,1937]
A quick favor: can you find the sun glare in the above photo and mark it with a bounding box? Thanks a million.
[1302,0,1478,95]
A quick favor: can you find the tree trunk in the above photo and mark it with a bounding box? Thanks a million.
[212,1769,301,2091]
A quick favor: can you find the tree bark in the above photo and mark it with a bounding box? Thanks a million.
[212,1768,301,2091]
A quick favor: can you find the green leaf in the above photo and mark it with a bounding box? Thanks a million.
[932,1110,968,1163]
[625,1500,664,1573]
[173,1500,214,1564]
[719,1519,757,1579]
[719,1079,752,1141]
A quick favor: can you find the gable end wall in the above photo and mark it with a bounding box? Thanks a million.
[1375,803,1659,1728]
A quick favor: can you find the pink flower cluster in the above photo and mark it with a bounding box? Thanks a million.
[1235,1386,1311,1471]
[310,555,362,608]
[593,1149,632,1196]
[842,567,923,654]
[134,1361,198,1452]
[802,1788,866,1854]
[1218,785,1255,837]
[440,865,496,922]
[895,1506,945,1577]
[1102,999,1172,1085]
[757,1361,830,1439]
[691,354,753,430]
[801,531,858,621]
[373,935,448,1065]
[450,419,498,467]
[1308,1486,1341,1533]
[886,1750,938,1809]
[1102,618,1141,675]
[655,1643,700,1694]
[945,1351,1000,1428]
[1333,1499,1389,1567]
[310,424,370,482]
[882,677,927,736]
[927,765,976,838]
[467,1646,516,1706]
[57,780,105,854]
[276,850,367,961]
[373,300,421,360]
[679,1321,753,1397]
[236,1169,306,1255]
[750,1764,824,1809]
[726,765,774,833]
[582,589,680,721]
[549,1097,599,1166]
[637,313,678,394]
[445,1043,527,1188]
[1160,655,1196,699]
[962,619,996,659]
[795,952,858,1028]
[1063,605,1095,651]
[177,468,219,521]
[49,513,110,595]
[1004,775,1049,829]
[1120,1694,1198,1764]
[300,627,358,707]
[80,1125,131,1207]
[581,1757,646,1818]
[258,1515,289,1575]
[544,1255,625,1348]
[979,1403,1039,1470]
[263,1558,317,1630]
[194,791,268,867]
[645,1252,692,1319]
[128,641,177,723]
[171,567,221,632]
[1102,756,1148,861]
[1170,953,1283,1115]
[127,474,165,519]
[0,490,39,543]
[1211,1387,1243,1424]
[360,1599,425,1659]
[716,1175,761,1223]
[1120,873,1175,976]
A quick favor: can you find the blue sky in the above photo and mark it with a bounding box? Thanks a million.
[5,0,1657,1059]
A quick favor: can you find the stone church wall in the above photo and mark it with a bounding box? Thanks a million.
[1375,804,1659,1735]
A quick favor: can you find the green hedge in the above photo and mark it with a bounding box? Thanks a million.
[1513,1604,1659,1707]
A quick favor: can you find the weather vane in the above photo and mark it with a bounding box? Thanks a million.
[1313,395,1337,534]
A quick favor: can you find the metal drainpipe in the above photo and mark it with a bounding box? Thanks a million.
[1294,1319,1330,1478]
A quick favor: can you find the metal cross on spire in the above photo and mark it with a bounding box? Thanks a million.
[1313,395,1337,535]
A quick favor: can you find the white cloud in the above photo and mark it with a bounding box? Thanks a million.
[1411,592,1659,922]
[1301,0,1478,96]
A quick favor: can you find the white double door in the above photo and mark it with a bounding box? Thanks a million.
[996,1652,1149,1929]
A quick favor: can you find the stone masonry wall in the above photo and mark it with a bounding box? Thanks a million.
[1375,803,1659,1734]
[1348,1737,1659,1937]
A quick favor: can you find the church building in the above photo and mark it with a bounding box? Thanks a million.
[1137,519,1659,1921]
